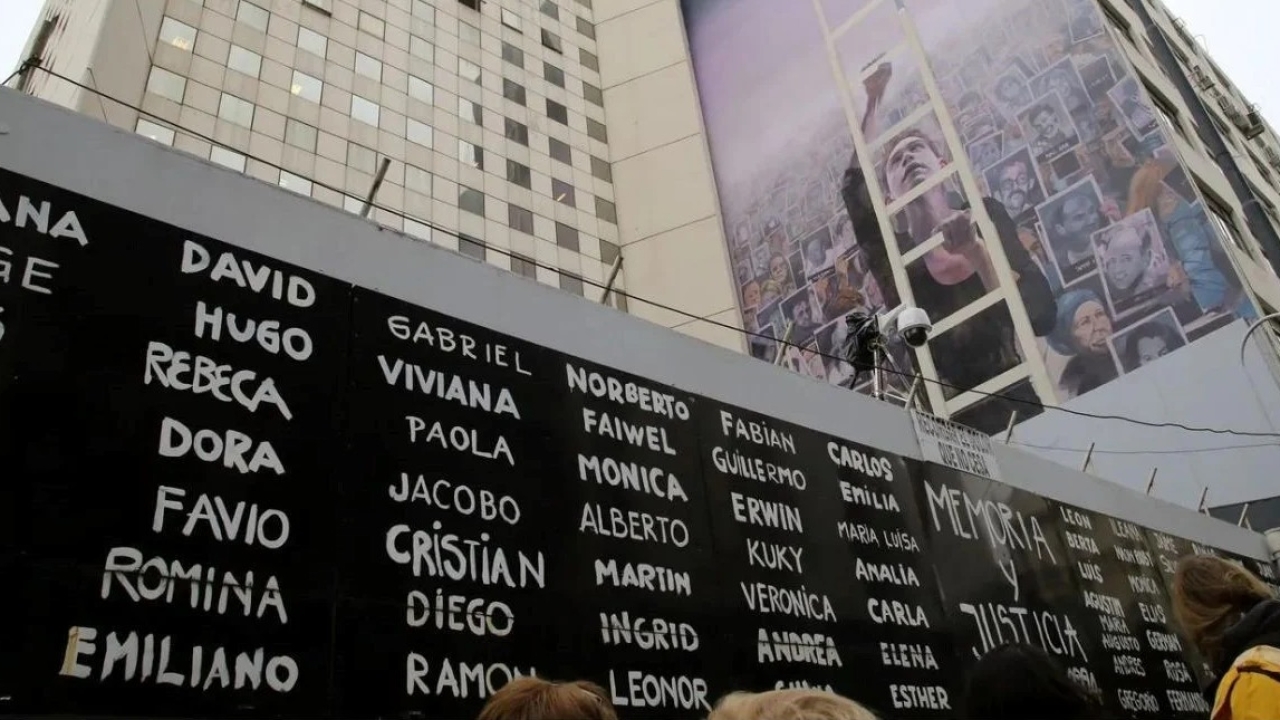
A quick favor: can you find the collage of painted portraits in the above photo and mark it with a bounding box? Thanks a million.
[683,0,1257,429]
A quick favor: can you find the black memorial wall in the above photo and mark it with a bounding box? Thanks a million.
[0,165,1273,719]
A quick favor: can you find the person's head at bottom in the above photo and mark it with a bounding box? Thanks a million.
[1173,554,1276,667]
[961,642,1098,720]
[477,677,618,720]
[709,688,878,720]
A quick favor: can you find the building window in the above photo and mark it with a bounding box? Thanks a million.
[159,17,196,51]
[459,234,486,260]
[351,95,380,126]
[459,140,484,169]
[459,21,481,46]
[576,16,595,39]
[501,42,524,67]
[406,165,432,195]
[279,171,313,196]
[544,62,565,88]
[210,146,247,172]
[501,8,522,31]
[587,118,608,142]
[459,97,482,124]
[459,58,482,84]
[505,118,529,145]
[297,27,327,57]
[590,155,612,182]
[559,272,584,296]
[540,1,558,20]
[1100,3,1133,42]
[409,35,433,61]
[291,70,322,102]
[509,204,534,234]
[136,118,175,145]
[552,178,576,206]
[409,76,435,104]
[1204,192,1247,252]
[600,239,620,265]
[407,119,434,147]
[583,81,603,107]
[549,138,572,165]
[356,52,383,80]
[228,45,263,77]
[459,186,485,216]
[285,119,317,151]
[575,0,592,8]
[302,0,332,13]
[596,196,616,223]
[547,99,568,125]
[507,159,532,188]
[218,93,255,128]
[146,67,186,102]
[347,144,378,174]
[580,48,598,72]
[503,79,527,106]
[358,11,385,38]
[541,29,563,53]
[236,1,269,31]
[512,253,537,278]
[412,0,433,21]
[555,221,579,251]
[1144,83,1181,134]
[404,218,432,241]
[343,195,363,214]
[458,0,480,11]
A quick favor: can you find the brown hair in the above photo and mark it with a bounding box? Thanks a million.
[476,677,618,720]
[1173,554,1274,664]
[709,689,878,720]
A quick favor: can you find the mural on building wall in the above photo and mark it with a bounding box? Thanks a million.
[683,0,1256,424]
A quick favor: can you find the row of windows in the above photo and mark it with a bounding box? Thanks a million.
[498,40,604,107]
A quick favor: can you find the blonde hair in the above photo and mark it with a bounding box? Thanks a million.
[476,677,618,720]
[1125,155,1177,217]
[1173,554,1274,665]
[708,689,878,720]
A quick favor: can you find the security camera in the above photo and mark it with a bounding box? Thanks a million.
[897,306,933,348]
[876,304,933,348]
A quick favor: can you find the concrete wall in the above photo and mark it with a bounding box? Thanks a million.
[0,85,1266,559]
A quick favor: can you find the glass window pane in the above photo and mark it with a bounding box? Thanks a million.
[218,93,254,127]
[541,29,562,53]
[503,79,527,106]
[298,27,327,57]
[505,118,528,145]
[587,117,607,142]
[540,1,559,20]
[591,155,612,182]
[501,8,522,31]
[146,66,186,102]
[459,97,482,124]
[509,204,534,233]
[347,144,377,174]
[136,118,175,145]
[406,165,432,195]
[351,95,380,126]
[228,45,262,77]
[575,0,592,9]
[409,76,434,103]
[559,273,584,296]
[285,119,317,150]
[407,119,434,147]
[355,52,382,80]
[599,240,619,265]
[555,222,579,251]
[410,35,433,60]
[404,217,433,241]
[210,146,247,172]
[583,81,603,107]
[547,99,568,125]
[358,11,385,37]
[159,17,196,51]
[343,195,364,213]
[291,70,322,102]
[237,1,269,31]
[507,159,531,188]
[549,138,572,164]
[544,62,565,88]
[459,186,485,216]
[459,22,480,46]
[412,0,434,20]
[279,171,313,196]
[576,16,595,39]
[459,58,482,84]
[502,42,524,67]
[580,48,598,72]
[460,234,486,260]
[459,140,484,169]
[513,253,538,277]
[596,196,616,223]
[302,0,333,12]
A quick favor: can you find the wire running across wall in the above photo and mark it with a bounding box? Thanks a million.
[12,63,1280,444]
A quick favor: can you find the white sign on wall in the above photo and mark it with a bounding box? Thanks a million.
[910,410,1003,482]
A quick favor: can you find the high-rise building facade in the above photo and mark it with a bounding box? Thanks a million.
[12,0,630,312]
[11,0,1280,509]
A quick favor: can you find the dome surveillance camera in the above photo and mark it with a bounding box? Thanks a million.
[897,306,933,348]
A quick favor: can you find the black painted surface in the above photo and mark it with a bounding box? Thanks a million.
[1,166,1274,719]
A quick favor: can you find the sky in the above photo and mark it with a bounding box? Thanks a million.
[0,0,1276,121]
